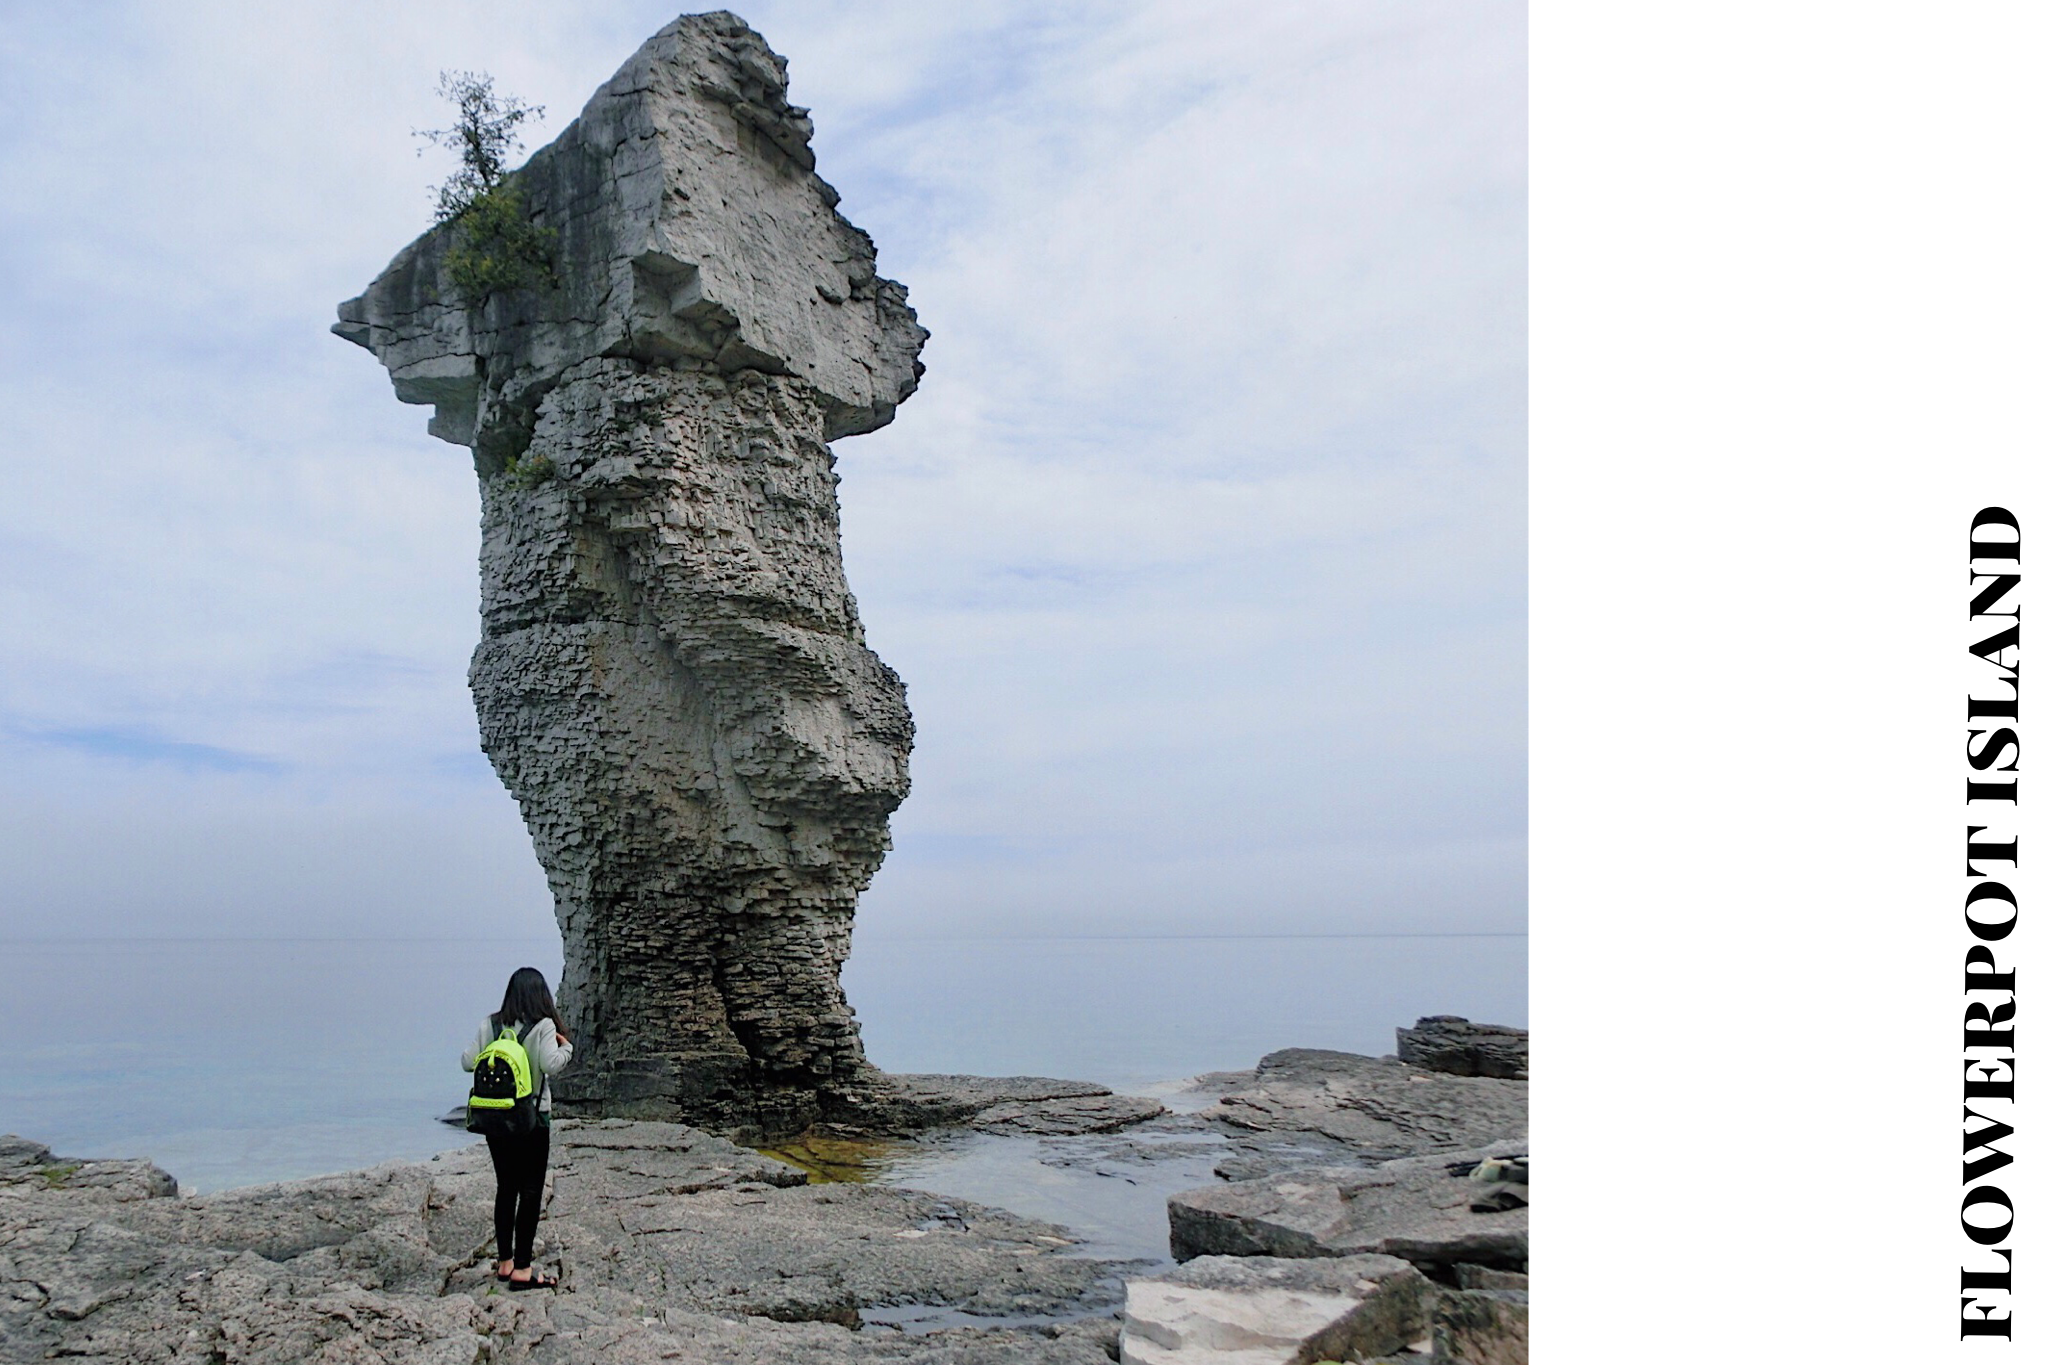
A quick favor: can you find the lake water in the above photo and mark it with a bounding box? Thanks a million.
[0,933,1524,1196]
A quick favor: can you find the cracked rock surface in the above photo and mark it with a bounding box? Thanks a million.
[335,12,927,1137]
[1158,1047,1529,1279]
[1,1028,1529,1362]
[0,1122,1126,1365]
[1193,1048,1527,1168]
[1166,1142,1530,1274]
[1394,1017,1529,1081]
[854,1075,1169,1137]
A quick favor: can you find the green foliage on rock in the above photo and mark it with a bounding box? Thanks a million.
[504,451,557,490]
[444,181,558,301]
[417,71,557,305]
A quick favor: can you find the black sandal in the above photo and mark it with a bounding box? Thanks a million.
[508,1272,558,1291]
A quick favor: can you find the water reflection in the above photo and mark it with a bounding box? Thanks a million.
[761,1110,1235,1268]
[755,1132,902,1183]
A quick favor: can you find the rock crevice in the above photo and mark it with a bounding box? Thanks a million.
[337,12,925,1137]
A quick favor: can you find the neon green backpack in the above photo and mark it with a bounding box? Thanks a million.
[467,1024,539,1136]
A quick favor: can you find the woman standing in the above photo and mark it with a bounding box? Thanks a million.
[461,967,574,1289]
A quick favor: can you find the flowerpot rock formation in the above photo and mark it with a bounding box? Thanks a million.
[335,12,925,1139]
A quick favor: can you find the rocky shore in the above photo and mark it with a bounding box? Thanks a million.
[0,1018,1526,1364]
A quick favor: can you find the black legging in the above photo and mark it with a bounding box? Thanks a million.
[484,1123,550,1269]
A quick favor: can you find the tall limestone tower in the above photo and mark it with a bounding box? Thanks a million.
[336,12,924,1137]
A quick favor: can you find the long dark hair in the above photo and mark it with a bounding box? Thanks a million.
[492,967,567,1039]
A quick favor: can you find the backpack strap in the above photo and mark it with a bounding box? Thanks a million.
[520,1019,550,1110]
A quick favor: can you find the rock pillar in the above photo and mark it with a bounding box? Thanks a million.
[335,12,924,1137]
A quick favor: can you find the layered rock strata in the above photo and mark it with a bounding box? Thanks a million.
[1167,1141,1531,1273]
[336,13,925,1136]
[1196,1047,1529,1163]
[1395,1016,1530,1080]
[1167,1046,1530,1275]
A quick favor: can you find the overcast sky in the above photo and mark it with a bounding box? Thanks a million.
[0,1,1524,942]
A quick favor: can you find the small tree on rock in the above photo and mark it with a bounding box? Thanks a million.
[416,71,557,303]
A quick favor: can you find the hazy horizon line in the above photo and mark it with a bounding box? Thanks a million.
[0,930,1529,945]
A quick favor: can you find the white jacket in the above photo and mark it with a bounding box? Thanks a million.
[461,1016,574,1113]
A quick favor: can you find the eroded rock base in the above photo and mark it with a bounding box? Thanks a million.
[480,364,908,1140]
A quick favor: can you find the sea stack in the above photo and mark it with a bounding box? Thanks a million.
[335,12,924,1137]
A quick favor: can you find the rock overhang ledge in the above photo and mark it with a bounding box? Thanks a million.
[334,8,927,452]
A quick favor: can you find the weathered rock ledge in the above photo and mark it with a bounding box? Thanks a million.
[1,1120,1123,1364]
[1126,1031,1529,1364]
[840,1073,1169,1137]
[3,1024,1528,1364]
[1395,1016,1529,1081]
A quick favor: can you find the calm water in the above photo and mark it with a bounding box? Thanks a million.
[0,933,1524,1194]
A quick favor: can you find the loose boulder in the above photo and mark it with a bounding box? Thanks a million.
[1433,1287,1530,1365]
[1120,1253,1430,1365]
[1394,1017,1529,1080]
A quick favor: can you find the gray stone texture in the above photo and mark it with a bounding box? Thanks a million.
[1433,1288,1529,1365]
[0,1125,1127,1364]
[848,1074,1169,1136]
[1120,1254,1429,1365]
[1,1027,1532,1360]
[1198,1048,1528,1160]
[1395,1016,1529,1080]
[1455,1265,1529,1292]
[335,12,927,1137]
[1167,1142,1530,1275]
[0,1135,176,1203]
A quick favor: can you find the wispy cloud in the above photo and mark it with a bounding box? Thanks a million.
[11,725,284,776]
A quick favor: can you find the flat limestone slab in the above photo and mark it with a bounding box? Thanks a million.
[1120,1254,1428,1365]
[0,1134,176,1203]
[1198,1049,1526,1160]
[1168,1142,1528,1274]
[0,1122,1127,1364]
[846,1073,1168,1135]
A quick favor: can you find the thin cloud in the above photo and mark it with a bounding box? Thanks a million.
[12,725,286,776]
